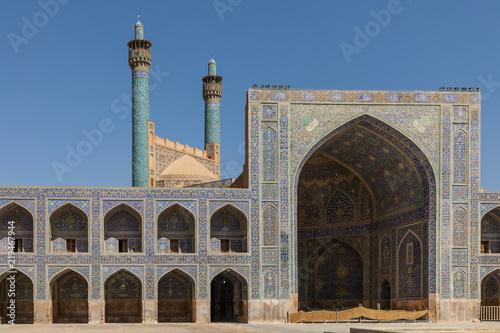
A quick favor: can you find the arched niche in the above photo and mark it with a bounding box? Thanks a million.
[210,205,247,253]
[50,204,88,253]
[104,204,142,253]
[157,204,195,254]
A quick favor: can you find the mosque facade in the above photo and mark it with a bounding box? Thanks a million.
[0,20,499,324]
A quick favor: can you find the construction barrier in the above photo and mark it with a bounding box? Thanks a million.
[289,306,434,323]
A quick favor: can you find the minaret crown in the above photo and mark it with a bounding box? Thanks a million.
[135,18,144,40]
[208,58,216,76]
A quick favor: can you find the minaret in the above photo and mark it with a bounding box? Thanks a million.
[202,59,222,179]
[128,19,152,187]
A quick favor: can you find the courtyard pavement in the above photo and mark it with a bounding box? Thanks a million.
[2,322,500,333]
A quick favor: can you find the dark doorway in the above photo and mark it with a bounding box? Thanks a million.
[210,270,248,323]
[0,271,34,324]
[105,271,142,323]
[211,274,234,322]
[52,270,88,323]
[158,270,194,322]
[380,279,391,310]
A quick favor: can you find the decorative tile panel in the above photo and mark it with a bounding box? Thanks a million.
[452,248,468,266]
[263,268,278,299]
[262,104,277,120]
[452,269,467,299]
[453,106,468,123]
[452,186,468,203]
[469,108,480,298]
[453,130,467,184]
[263,128,277,182]
[262,183,278,201]
[262,248,279,265]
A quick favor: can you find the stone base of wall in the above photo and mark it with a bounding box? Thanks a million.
[143,300,157,323]
[291,293,298,313]
[439,299,480,322]
[31,298,298,324]
[34,301,51,324]
[247,300,290,323]
[195,300,210,323]
[89,300,104,324]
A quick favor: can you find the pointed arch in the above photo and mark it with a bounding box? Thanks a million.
[209,203,248,222]
[157,204,195,254]
[379,233,392,274]
[481,206,500,254]
[49,267,90,286]
[157,268,195,322]
[0,203,34,253]
[325,189,355,224]
[104,269,142,323]
[104,267,143,284]
[104,203,143,253]
[262,204,278,247]
[397,229,423,254]
[0,202,34,220]
[453,206,468,247]
[380,278,391,299]
[452,268,467,299]
[294,114,437,303]
[0,268,34,284]
[50,202,90,221]
[49,203,88,253]
[51,269,88,323]
[210,205,247,253]
[397,229,423,299]
[104,202,143,219]
[263,268,278,299]
[312,239,363,305]
[210,268,248,323]
[210,268,250,288]
[0,270,34,324]
[481,269,500,306]
[482,205,500,219]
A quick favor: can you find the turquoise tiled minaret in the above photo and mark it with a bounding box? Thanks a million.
[202,59,222,178]
[128,20,152,187]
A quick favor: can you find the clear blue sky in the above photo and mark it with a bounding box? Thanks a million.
[1,0,500,189]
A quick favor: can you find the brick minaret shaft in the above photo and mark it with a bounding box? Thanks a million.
[128,20,152,187]
[202,59,222,178]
